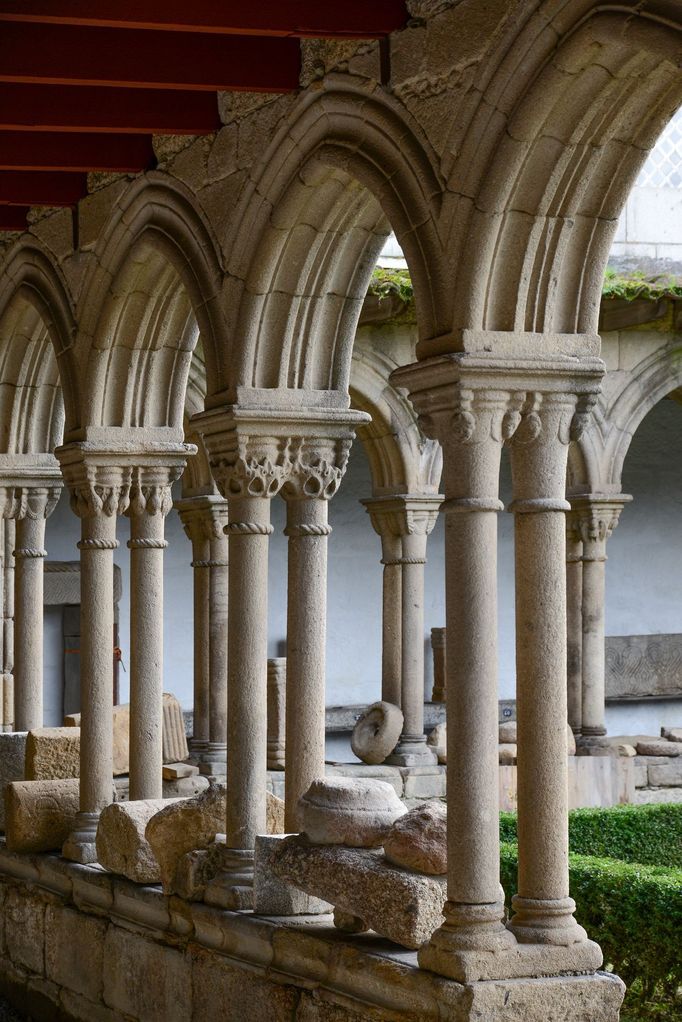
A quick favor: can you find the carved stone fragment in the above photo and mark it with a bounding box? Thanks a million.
[96,798,181,883]
[383,801,447,875]
[5,777,81,853]
[351,701,403,765]
[25,727,80,780]
[299,777,406,847]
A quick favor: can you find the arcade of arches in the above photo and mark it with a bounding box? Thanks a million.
[0,3,681,1020]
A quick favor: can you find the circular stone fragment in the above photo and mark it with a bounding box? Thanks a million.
[299,776,407,847]
[351,701,403,765]
[383,801,447,875]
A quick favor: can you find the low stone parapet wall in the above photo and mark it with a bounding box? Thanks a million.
[0,843,622,1022]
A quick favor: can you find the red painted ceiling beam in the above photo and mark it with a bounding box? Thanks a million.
[0,1,407,38]
[0,205,29,230]
[0,23,301,92]
[0,84,220,135]
[0,131,155,171]
[0,172,87,206]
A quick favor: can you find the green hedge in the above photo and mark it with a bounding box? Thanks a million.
[499,841,682,1020]
[499,803,682,868]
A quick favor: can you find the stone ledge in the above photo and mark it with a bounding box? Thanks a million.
[0,843,624,1021]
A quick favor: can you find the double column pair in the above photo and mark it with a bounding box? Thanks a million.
[393,348,605,982]
[56,443,190,863]
[363,495,441,764]
[176,495,229,770]
[197,407,365,907]
[0,463,62,732]
[566,495,629,739]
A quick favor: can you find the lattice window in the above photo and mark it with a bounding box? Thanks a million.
[637,108,682,188]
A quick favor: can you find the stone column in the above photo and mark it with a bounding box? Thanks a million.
[570,495,629,740]
[370,497,442,766]
[176,499,211,757]
[391,359,519,980]
[392,348,604,981]
[361,499,402,706]
[282,431,358,831]
[431,627,446,702]
[205,505,229,772]
[2,519,14,730]
[0,476,61,732]
[56,446,130,864]
[508,389,602,947]
[126,462,186,801]
[267,657,286,770]
[565,518,584,735]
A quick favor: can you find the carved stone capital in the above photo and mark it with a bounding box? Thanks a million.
[362,494,443,541]
[175,494,230,545]
[568,494,631,556]
[56,441,193,521]
[0,457,63,521]
[193,404,368,502]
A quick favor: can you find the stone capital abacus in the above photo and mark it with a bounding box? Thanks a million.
[175,494,230,554]
[362,493,443,551]
[567,494,631,559]
[0,456,63,524]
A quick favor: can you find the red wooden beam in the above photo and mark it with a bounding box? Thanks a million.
[0,205,29,231]
[0,84,220,135]
[0,1,407,38]
[0,23,301,92]
[0,131,155,171]
[0,172,87,206]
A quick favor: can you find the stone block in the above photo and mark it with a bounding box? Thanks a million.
[192,947,299,1022]
[300,777,406,847]
[162,693,189,764]
[254,835,332,915]
[267,791,284,834]
[499,743,517,764]
[146,783,225,894]
[634,764,648,787]
[384,801,447,875]
[45,904,105,1001]
[499,721,517,743]
[648,760,682,786]
[5,886,44,975]
[25,727,80,780]
[65,704,129,776]
[162,762,199,780]
[60,989,121,1022]
[662,727,682,743]
[163,774,210,798]
[401,768,446,799]
[103,926,191,1022]
[5,777,80,853]
[0,731,27,831]
[269,837,446,949]
[636,741,680,757]
[97,798,180,883]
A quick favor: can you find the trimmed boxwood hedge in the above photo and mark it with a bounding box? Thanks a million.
[499,843,682,1017]
[499,803,682,868]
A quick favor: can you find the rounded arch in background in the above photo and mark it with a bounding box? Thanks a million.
[439,2,682,344]
[221,78,451,399]
[74,175,227,437]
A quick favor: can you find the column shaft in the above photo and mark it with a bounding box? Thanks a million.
[3,520,14,730]
[191,535,211,751]
[284,497,329,832]
[13,515,46,731]
[208,532,229,755]
[581,548,607,737]
[225,496,271,856]
[64,513,117,863]
[566,527,583,735]
[380,535,402,706]
[128,511,167,800]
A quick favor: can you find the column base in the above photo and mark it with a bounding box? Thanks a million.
[385,735,437,767]
[580,726,607,738]
[61,811,100,865]
[203,839,254,910]
[188,737,208,760]
[508,895,589,946]
[199,742,227,776]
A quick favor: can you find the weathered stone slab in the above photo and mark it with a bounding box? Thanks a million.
[499,757,634,812]
[662,727,682,743]
[146,784,225,893]
[162,693,189,764]
[606,633,682,700]
[65,704,129,776]
[25,727,80,780]
[0,731,27,831]
[648,760,682,787]
[96,798,182,883]
[254,834,332,915]
[162,762,199,780]
[268,837,446,950]
[636,740,680,757]
[5,777,80,853]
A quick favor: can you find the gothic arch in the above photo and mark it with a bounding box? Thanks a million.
[75,174,227,435]
[439,1,682,345]
[221,77,450,398]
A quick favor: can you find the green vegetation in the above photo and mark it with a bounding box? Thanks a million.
[500,803,682,868]
[602,267,682,302]
[499,803,682,1021]
[368,267,414,304]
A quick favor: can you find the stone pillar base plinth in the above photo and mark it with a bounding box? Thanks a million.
[419,936,603,984]
[199,742,227,776]
[61,811,100,865]
[203,841,254,910]
[385,737,437,767]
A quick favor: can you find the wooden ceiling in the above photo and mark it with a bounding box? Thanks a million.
[0,1,407,230]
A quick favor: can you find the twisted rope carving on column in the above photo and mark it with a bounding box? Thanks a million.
[127,538,169,549]
[12,547,47,559]
[284,523,333,537]
[191,558,229,568]
[77,538,120,550]
[225,522,274,535]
